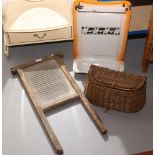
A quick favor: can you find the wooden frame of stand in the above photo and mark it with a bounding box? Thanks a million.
[142,10,153,72]
[11,54,107,154]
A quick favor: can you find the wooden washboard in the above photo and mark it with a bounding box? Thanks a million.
[11,54,107,154]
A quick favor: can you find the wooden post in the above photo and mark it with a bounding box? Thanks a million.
[142,11,153,72]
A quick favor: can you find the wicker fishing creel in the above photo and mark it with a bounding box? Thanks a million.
[84,65,147,113]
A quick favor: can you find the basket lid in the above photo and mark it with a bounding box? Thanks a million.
[88,65,146,91]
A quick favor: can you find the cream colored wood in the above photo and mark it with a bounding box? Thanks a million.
[9,27,72,44]
[4,32,9,57]
[9,8,71,32]
[129,5,152,31]
[4,0,72,32]
[6,38,73,46]
[3,0,73,56]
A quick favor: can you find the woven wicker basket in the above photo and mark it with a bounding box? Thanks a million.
[84,65,147,113]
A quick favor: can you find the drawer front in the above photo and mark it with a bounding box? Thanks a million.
[8,27,72,44]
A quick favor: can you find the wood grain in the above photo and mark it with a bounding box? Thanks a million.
[132,150,153,155]
[17,69,63,154]
[4,32,9,57]
[142,11,153,72]
[3,0,73,56]
[129,5,152,32]
[55,56,107,134]
[11,55,53,75]
[11,53,64,75]
[12,54,107,154]
[42,94,79,112]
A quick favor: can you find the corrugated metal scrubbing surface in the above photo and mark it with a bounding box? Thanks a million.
[23,59,76,107]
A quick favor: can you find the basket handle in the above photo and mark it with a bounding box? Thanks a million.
[104,102,113,113]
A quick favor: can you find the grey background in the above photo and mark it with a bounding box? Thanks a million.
[3,38,153,155]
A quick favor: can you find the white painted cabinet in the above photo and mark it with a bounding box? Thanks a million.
[3,0,73,56]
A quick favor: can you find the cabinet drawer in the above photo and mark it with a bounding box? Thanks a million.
[8,26,72,44]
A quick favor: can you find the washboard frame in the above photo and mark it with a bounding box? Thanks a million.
[11,54,107,154]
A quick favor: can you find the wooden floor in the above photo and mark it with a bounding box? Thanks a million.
[132,151,153,155]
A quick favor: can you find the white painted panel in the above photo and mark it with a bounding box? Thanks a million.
[79,12,121,57]
[9,26,72,44]
[80,3,127,13]
[10,8,70,31]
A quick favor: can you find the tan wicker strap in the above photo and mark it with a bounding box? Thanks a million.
[104,101,113,113]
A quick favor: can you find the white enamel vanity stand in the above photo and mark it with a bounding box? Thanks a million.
[3,0,73,57]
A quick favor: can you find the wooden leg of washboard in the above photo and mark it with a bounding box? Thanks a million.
[55,56,107,134]
[11,54,107,154]
[17,69,63,154]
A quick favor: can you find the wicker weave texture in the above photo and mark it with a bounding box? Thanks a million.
[23,59,76,107]
[84,65,147,113]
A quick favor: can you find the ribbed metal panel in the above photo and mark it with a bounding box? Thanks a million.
[23,59,76,107]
